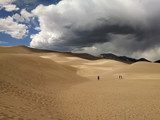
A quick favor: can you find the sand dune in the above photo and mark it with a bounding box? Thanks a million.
[0,45,56,54]
[1,46,160,120]
[41,54,127,78]
[0,51,87,120]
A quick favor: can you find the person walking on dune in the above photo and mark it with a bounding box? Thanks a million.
[97,76,100,80]
[119,75,123,79]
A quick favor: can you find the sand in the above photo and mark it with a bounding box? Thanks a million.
[1,46,160,120]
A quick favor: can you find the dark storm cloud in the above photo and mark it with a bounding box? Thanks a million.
[63,23,137,47]
[30,0,160,60]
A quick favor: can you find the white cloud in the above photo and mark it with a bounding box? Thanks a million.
[3,4,19,11]
[20,9,34,22]
[34,27,41,31]
[0,16,28,39]
[12,13,25,22]
[0,0,15,5]
[0,8,33,39]
[30,31,60,50]
[0,0,19,12]
[12,9,34,23]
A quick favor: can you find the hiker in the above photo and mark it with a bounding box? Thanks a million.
[97,76,100,80]
[119,75,123,79]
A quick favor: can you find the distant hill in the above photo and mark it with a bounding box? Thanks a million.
[0,46,152,63]
[99,53,151,64]
[154,60,160,63]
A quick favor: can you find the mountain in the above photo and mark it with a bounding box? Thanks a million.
[155,60,160,63]
[137,58,151,62]
[100,53,151,64]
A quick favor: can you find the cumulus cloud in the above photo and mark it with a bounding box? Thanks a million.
[0,0,15,6]
[3,4,19,11]
[0,0,19,12]
[12,13,25,22]
[20,9,34,22]
[0,16,28,39]
[30,0,160,61]
[12,9,34,23]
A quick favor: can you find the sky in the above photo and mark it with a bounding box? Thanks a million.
[0,0,160,61]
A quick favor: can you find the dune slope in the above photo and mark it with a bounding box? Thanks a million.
[0,45,56,54]
[0,53,87,120]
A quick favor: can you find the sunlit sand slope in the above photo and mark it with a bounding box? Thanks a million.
[41,54,128,78]
[0,53,87,120]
